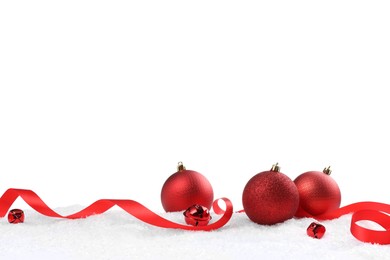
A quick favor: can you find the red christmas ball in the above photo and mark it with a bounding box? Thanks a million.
[161,162,214,212]
[294,166,341,217]
[242,163,299,225]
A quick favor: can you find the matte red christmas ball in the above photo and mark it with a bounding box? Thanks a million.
[242,163,299,225]
[161,162,214,212]
[294,166,341,217]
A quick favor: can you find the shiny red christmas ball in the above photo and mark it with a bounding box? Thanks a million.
[242,163,299,225]
[183,204,212,226]
[8,209,25,224]
[294,166,341,217]
[161,162,214,212]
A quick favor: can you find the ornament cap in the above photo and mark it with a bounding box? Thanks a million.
[177,161,186,171]
[323,166,332,175]
[271,163,280,172]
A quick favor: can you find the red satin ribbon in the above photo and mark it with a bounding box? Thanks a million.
[302,202,390,245]
[0,188,233,231]
[2,188,390,244]
[238,202,390,244]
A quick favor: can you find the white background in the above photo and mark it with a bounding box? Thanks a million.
[1,0,390,212]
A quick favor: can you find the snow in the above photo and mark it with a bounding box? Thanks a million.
[1,206,390,260]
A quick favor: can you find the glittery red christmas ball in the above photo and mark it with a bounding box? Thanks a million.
[294,166,341,217]
[242,163,299,225]
[161,162,214,212]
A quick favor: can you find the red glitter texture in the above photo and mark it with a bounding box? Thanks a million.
[242,170,299,225]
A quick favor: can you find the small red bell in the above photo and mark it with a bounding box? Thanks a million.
[183,204,211,226]
[8,209,25,224]
[307,222,326,239]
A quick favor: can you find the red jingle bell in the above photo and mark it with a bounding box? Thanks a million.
[161,162,214,212]
[307,222,326,239]
[294,166,341,217]
[183,204,212,226]
[8,209,25,224]
[242,163,299,225]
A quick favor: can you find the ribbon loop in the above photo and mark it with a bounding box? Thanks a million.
[350,210,390,245]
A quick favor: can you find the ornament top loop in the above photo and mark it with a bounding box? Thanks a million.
[177,161,186,171]
[323,166,332,175]
[271,162,280,172]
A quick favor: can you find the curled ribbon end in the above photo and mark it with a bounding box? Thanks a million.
[212,199,227,215]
